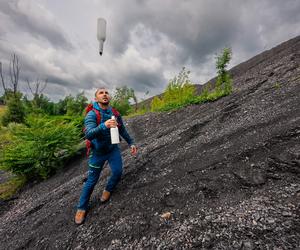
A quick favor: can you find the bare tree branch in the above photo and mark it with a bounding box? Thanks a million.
[27,77,48,108]
[9,54,20,95]
[0,61,7,94]
[40,79,48,94]
[35,78,40,97]
[26,78,34,95]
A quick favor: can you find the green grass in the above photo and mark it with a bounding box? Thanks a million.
[0,176,26,200]
[125,107,149,118]
[0,105,6,119]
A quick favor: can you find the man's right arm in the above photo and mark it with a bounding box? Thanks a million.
[84,111,108,140]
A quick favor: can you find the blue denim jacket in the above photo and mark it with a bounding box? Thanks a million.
[84,102,134,154]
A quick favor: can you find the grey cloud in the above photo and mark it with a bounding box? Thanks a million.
[0,42,74,95]
[1,0,300,102]
[122,70,165,93]
[0,0,73,50]
[106,0,241,65]
[107,0,300,66]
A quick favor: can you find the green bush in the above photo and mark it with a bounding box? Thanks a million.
[151,67,197,112]
[126,105,149,118]
[0,115,82,180]
[0,105,6,118]
[1,93,26,126]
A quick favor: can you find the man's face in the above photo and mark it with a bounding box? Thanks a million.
[95,88,110,104]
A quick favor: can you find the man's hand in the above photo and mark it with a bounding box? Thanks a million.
[104,119,117,128]
[130,145,137,156]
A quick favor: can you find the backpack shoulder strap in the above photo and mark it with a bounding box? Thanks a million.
[111,107,120,117]
[92,108,101,125]
[85,104,101,125]
[111,107,121,128]
[85,103,94,114]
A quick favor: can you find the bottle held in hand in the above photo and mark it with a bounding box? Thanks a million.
[110,115,120,144]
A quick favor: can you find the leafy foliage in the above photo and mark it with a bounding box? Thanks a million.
[151,67,196,112]
[126,105,149,118]
[110,86,137,115]
[66,92,88,116]
[215,47,233,95]
[1,92,26,126]
[0,115,82,180]
[149,48,233,114]
[0,105,6,119]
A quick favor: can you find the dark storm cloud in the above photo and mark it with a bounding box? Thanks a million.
[1,0,299,101]
[0,0,73,50]
[45,75,72,87]
[122,69,165,93]
[107,0,300,65]
[106,0,240,64]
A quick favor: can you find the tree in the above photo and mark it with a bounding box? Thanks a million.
[110,86,137,115]
[0,62,7,96]
[0,53,21,101]
[0,54,26,125]
[215,47,233,95]
[26,78,48,109]
[9,54,20,97]
[66,92,88,116]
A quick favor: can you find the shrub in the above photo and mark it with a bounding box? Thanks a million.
[0,105,6,118]
[0,116,82,180]
[1,93,26,126]
[126,105,149,118]
[151,67,197,112]
[150,96,164,112]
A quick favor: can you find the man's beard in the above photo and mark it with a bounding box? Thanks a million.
[99,100,109,106]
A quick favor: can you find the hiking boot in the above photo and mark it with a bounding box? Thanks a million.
[75,209,86,225]
[100,190,111,203]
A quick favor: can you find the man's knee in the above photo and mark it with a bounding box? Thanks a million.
[111,166,123,179]
[86,168,100,185]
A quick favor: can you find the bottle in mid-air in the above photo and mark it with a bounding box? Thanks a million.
[97,18,106,56]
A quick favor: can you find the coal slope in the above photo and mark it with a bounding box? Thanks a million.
[1,37,300,250]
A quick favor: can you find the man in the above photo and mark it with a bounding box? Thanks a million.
[75,88,137,225]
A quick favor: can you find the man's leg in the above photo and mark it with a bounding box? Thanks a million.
[106,147,123,193]
[77,155,106,211]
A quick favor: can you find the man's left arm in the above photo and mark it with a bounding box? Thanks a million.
[118,115,137,155]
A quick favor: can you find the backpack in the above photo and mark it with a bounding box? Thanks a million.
[84,103,121,156]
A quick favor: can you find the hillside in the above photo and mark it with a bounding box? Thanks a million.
[0,36,299,249]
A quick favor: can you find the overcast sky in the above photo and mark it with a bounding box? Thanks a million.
[0,0,299,102]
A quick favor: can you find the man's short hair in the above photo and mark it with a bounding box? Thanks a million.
[95,87,108,96]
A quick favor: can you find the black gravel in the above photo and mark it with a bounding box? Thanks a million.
[0,36,299,250]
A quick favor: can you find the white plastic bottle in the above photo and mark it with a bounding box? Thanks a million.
[110,116,120,144]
